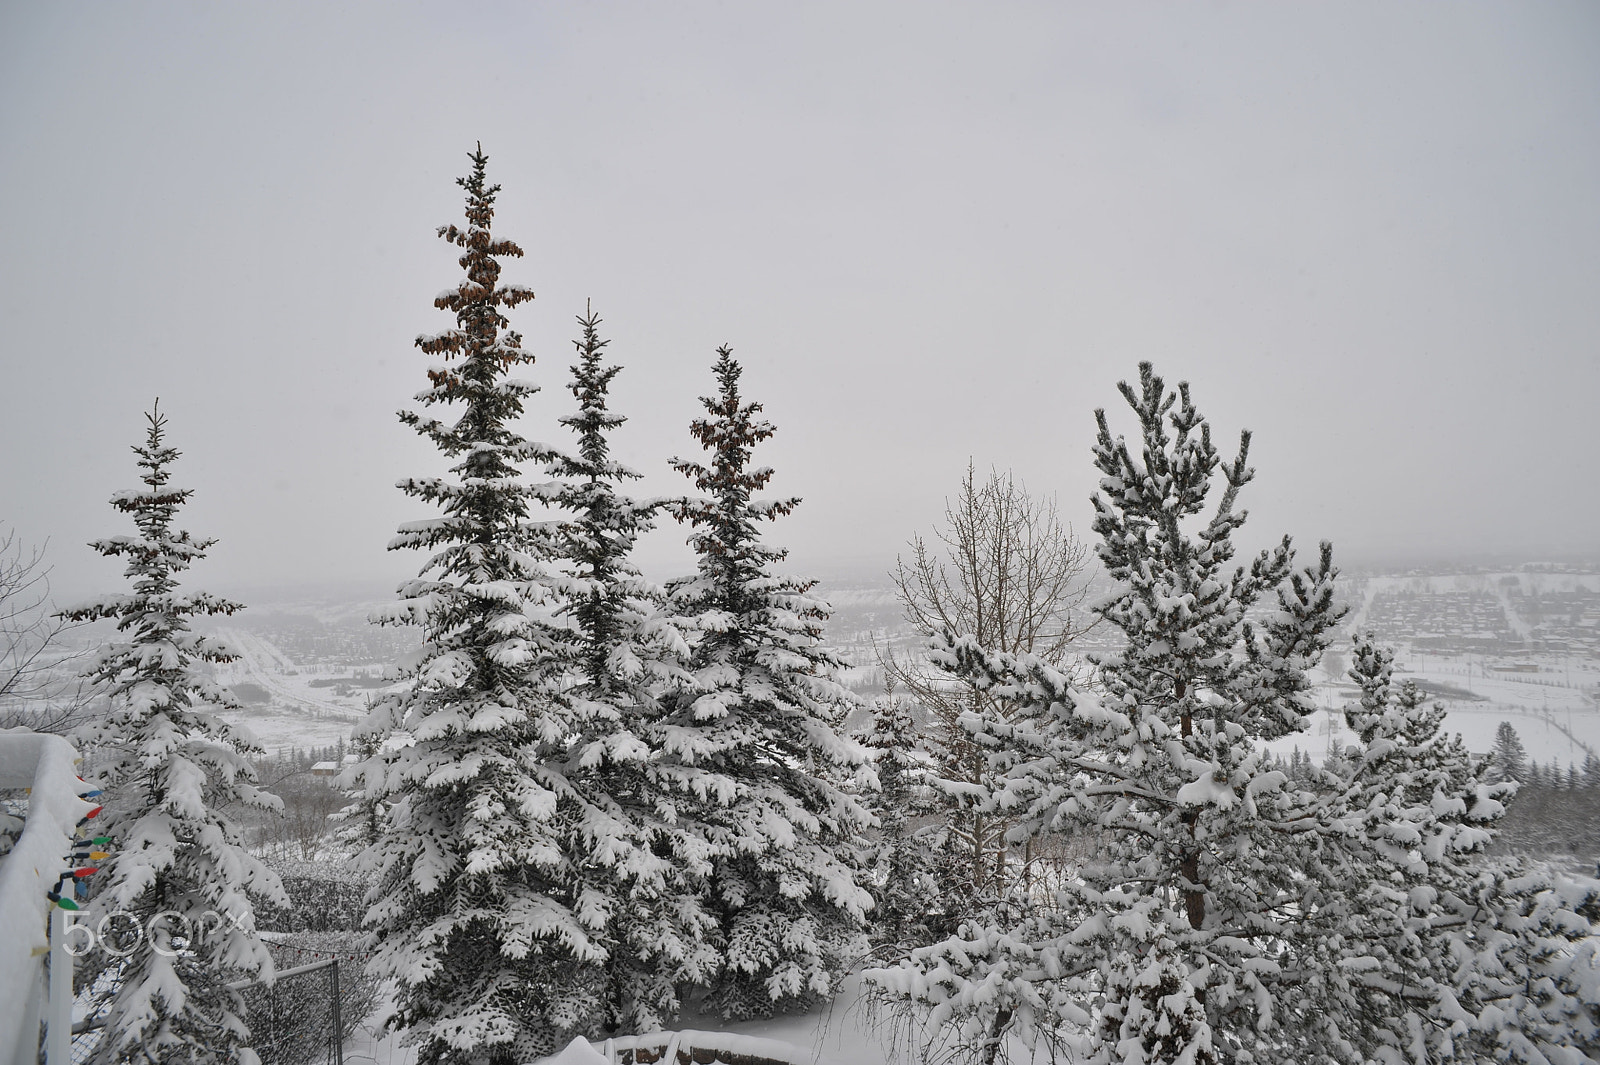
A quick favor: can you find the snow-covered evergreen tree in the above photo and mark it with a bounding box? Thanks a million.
[346,147,585,1063]
[859,690,940,953]
[867,364,1600,1065]
[1276,636,1495,1062]
[1491,721,1530,783]
[541,304,715,1032]
[1318,636,1600,1064]
[866,363,1346,1064]
[660,347,874,1019]
[63,403,285,1065]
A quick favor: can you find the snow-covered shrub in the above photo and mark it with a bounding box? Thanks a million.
[254,859,369,935]
[858,692,944,955]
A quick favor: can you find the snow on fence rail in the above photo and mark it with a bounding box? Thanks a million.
[0,728,96,1065]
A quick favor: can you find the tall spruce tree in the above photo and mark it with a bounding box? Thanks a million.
[661,347,874,1019]
[63,403,284,1065]
[542,305,716,1033]
[348,147,583,1063]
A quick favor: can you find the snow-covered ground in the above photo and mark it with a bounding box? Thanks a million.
[343,987,419,1065]
[676,977,911,1065]
[199,567,1600,767]
[343,976,920,1065]
[1351,571,1600,604]
[1275,698,1596,769]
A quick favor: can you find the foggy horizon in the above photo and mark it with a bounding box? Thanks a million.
[4,3,1598,605]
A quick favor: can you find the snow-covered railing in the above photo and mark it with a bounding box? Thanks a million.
[542,1030,811,1065]
[0,728,95,1065]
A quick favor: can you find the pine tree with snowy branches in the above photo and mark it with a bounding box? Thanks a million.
[866,364,1600,1064]
[540,304,716,1032]
[346,147,586,1063]
[62,403,285,1065]
[1318,637,1600,1063]
[660,347,874,1019]
[866,363,1347,1064]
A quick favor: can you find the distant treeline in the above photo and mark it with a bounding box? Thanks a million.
[1492,769,1600,860]
[306,674,390,689]
[1273,741,1600,860]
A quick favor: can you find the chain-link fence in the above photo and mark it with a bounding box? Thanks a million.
[238,956,350,1065]
[66,965,114,1065]
[62,945,375,1065]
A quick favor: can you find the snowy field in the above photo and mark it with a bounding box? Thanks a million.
[1390,658,1597,765]
[1272,660,1600,770]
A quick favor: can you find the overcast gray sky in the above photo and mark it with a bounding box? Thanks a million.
[2,2,1597,601]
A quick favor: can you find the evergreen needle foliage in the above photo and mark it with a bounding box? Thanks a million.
[1491,719,1532,783]
[348,155,875,1059]
[859,691,942,953]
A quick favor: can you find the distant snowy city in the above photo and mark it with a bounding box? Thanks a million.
[52,564,1589,776]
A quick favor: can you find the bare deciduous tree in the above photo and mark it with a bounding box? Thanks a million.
[884,464,1094,903]
[0,526,92,732]
[893,464,1093,663]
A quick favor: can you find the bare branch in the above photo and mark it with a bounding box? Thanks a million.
[0,526,95,733]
